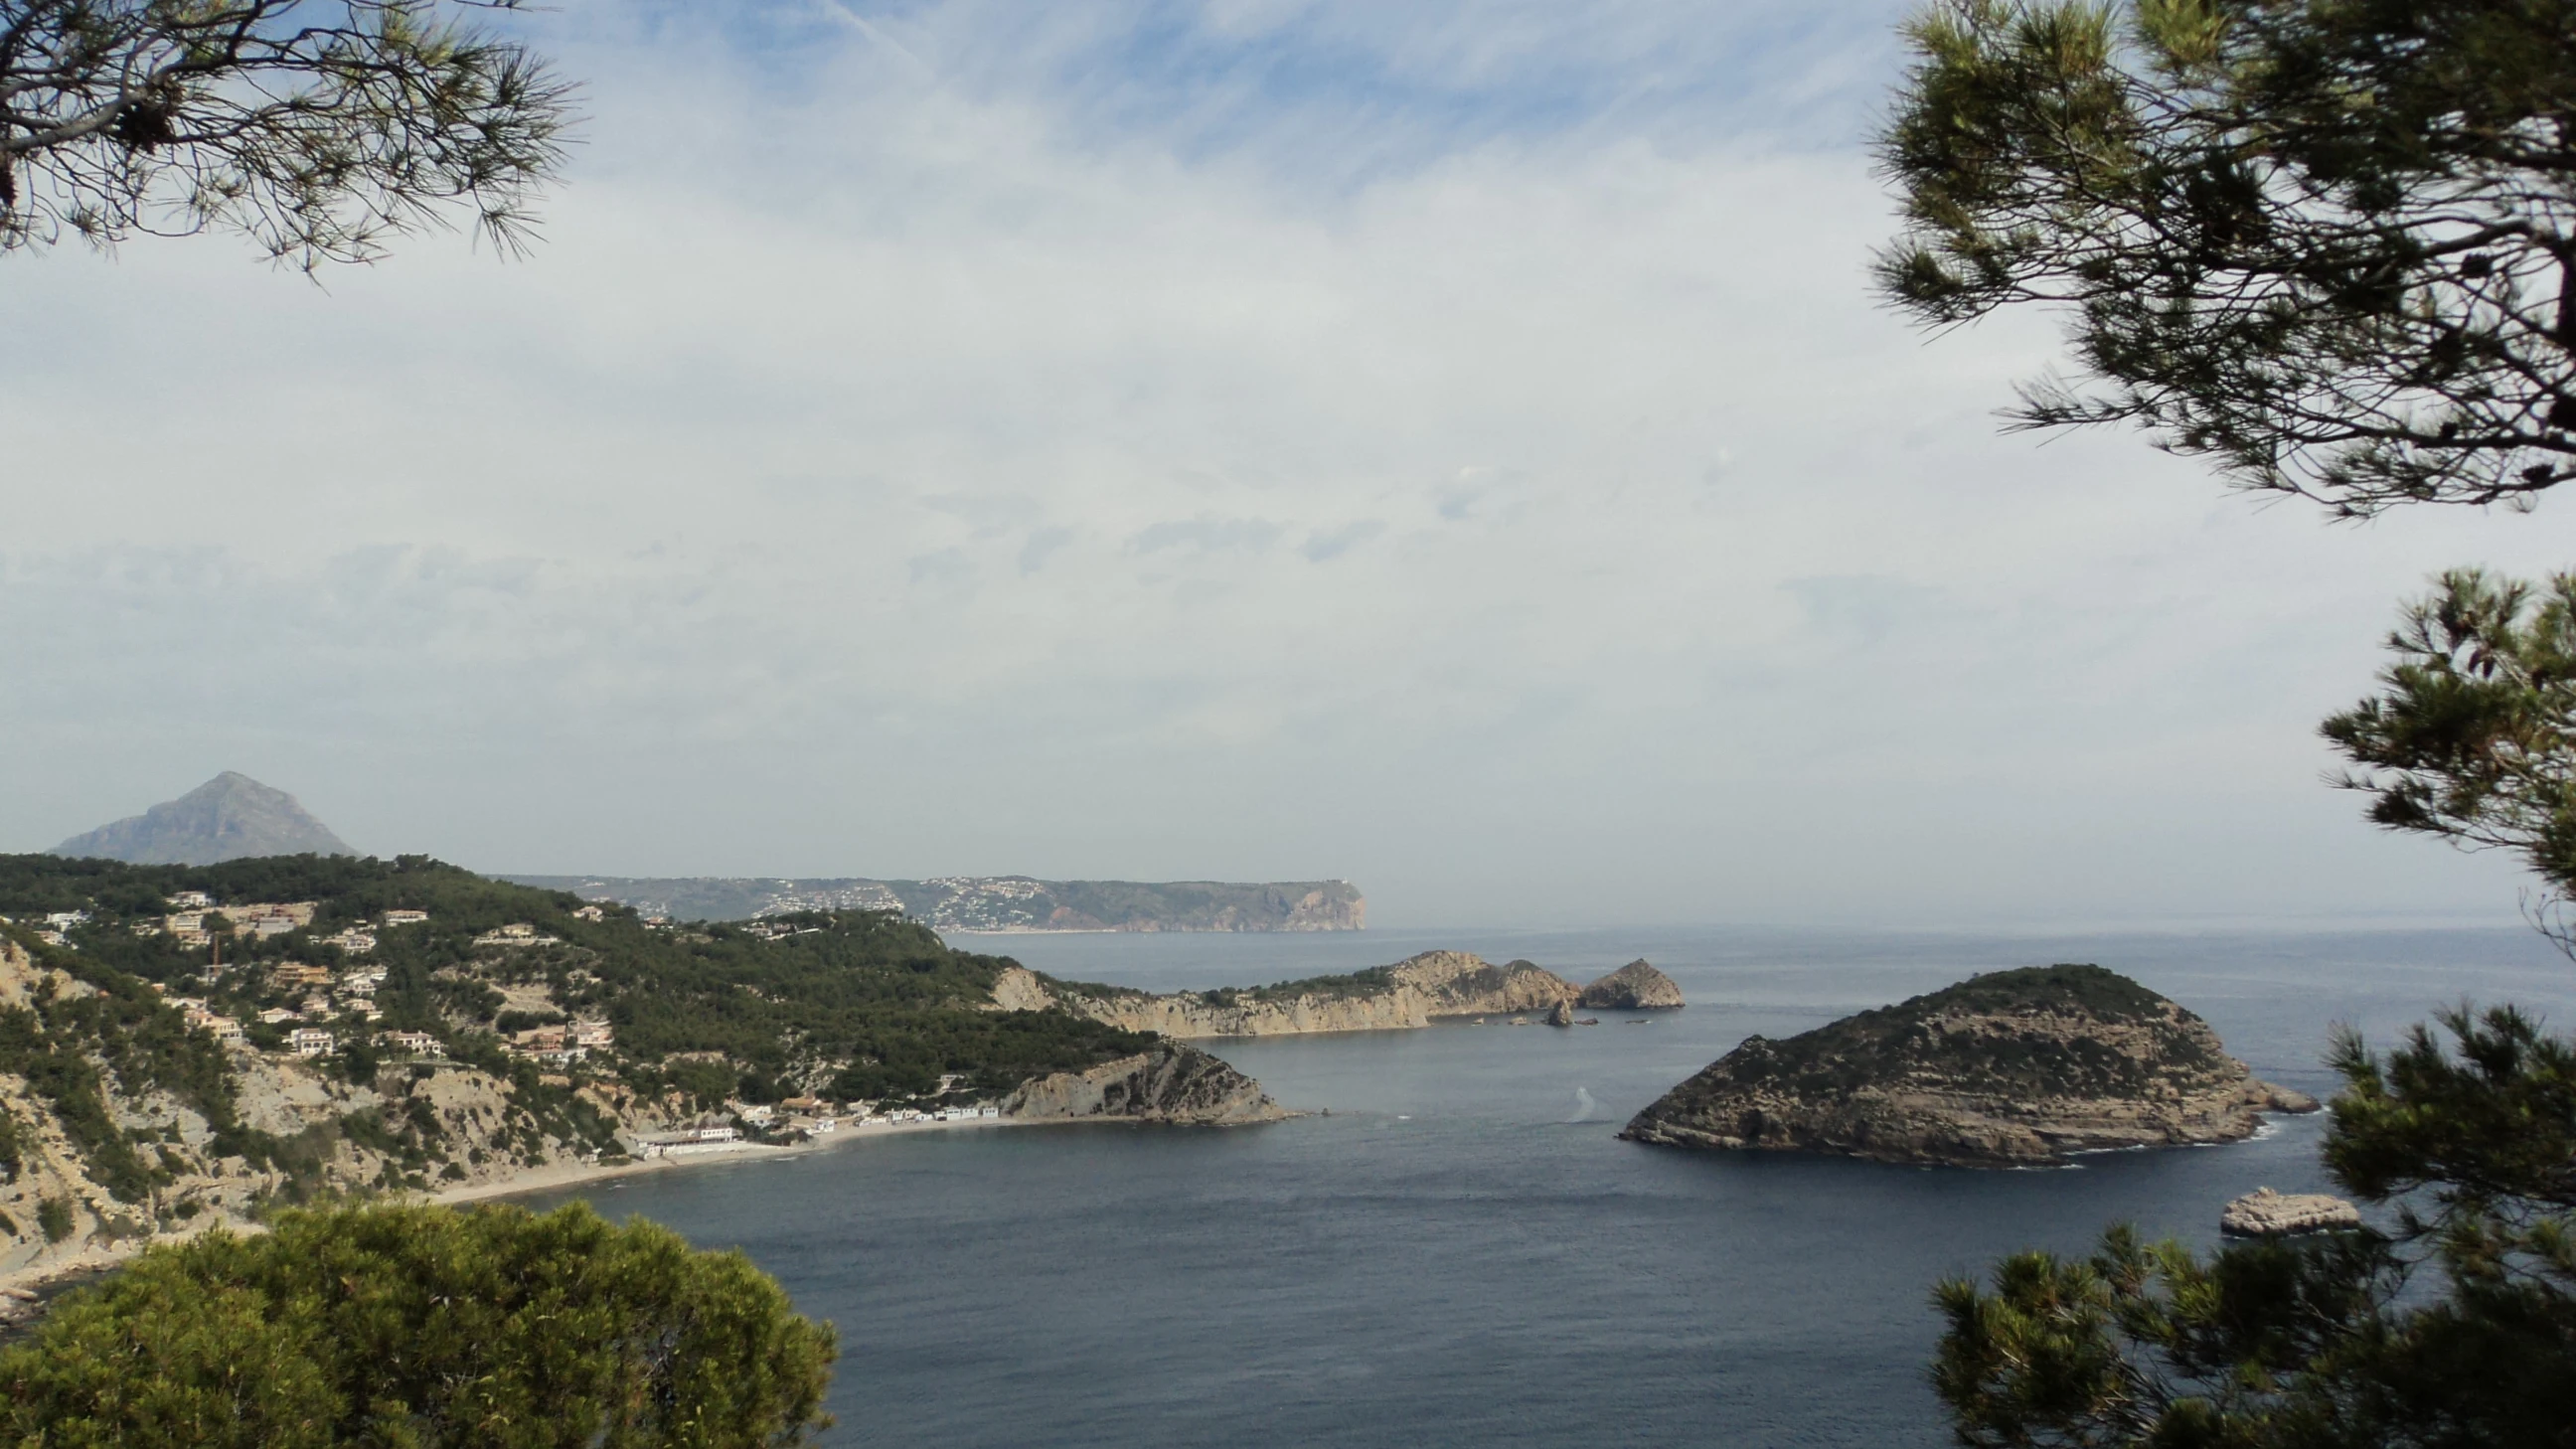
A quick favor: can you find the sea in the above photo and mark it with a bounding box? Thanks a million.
[523,925,2576,1448]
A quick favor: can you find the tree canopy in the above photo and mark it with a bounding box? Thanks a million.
[2322,568,2576,937]
[0,1,573,268]
[0,1201,837,1447]
[1877,0,2576,516]
[1881,4,2576,1445]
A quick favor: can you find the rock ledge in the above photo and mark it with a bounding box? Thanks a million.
[2221,1187,2361,1236]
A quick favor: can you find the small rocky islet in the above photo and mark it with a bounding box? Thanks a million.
[1619,964,2318,1169]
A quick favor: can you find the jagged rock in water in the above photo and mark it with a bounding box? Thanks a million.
[2221,1187,2361,1236]
[1001,1043,1289,1124]
[1580,960,1685,1010]
[52,772,354,865]
[1007,950,1582,1039]
[1546,999,1575,1027]
[1620,964,2320,1168]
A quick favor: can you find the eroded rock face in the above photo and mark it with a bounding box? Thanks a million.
[1002,1044,1289,1124]
[2221,1188,2360,1236]
[1017,951,1584,1039]
[1579,960,1684,1010]
[1620,964,2319,1168]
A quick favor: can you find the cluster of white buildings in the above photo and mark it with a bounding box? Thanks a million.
[509,1018,614,1065]
[473,922,562,949]
[625,1101,1005,1159]
[157,897,315,948]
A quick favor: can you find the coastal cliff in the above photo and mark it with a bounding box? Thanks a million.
[508,875,1367,932]
[1003,1043,1288,1124]
[1620,964,2317,1168]
[1003,951,1603,1038]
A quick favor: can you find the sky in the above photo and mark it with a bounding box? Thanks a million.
[6,0,2574,930]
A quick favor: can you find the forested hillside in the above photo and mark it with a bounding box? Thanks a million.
[0,853,1165,1277]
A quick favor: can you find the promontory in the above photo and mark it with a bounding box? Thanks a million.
[1002,951,1683,1037]
[1620,964,2316,1168]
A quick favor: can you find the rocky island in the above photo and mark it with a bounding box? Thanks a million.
[1620,964,2316,1168]
[2221,1188,2361,1236]
[1580,959,1686,1010]
[1000,951,1684,1037]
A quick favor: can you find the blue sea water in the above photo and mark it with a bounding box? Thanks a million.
[524,926,2576,1448]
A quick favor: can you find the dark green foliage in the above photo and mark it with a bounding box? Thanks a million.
[2322,570,2576,930]
[0,1,574,270]
[0,1202,835,1447]
[1877,0,2576,515]
[34,1198,72,1244]
[1932,1010,2576,1448]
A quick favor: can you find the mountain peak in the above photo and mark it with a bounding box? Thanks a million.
[52,773,356,866]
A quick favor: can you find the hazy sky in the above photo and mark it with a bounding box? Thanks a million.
[6,1,2572,929]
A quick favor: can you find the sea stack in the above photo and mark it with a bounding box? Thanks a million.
[1620,964,2318,1168]
[2221,1188,2361,1236]
[1579,960,1684,1010]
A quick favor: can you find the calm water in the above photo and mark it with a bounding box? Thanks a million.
[528,926,2574,1448]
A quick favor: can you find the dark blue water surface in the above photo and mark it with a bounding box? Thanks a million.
[525,926,2576,1448]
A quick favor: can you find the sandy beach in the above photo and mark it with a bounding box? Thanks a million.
[428,1111,1036,1208]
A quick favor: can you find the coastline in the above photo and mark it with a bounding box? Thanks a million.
[0,1113,1046,1304]
[430,1110,1036,1208]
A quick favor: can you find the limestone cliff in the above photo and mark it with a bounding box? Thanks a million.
[1000,951,1585,1039]
[1002,1043,1288,1124]
[0,936,649,1286]
[1620,964,2318,1168]
[1579,960,1685,1010]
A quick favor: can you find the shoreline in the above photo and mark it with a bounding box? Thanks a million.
[0,1113,1047,1303]
[429,1110,1037,1208]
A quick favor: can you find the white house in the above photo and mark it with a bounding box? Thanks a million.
[287,1028,334,1057]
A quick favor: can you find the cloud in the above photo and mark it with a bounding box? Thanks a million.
[1300,519,1383,562]
[0,1,2560,928]
[1130,517,1284,555]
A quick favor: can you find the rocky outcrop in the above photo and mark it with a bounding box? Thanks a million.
[1621,964,2320,1168]
[1579,960,1684,1010]
[1006,951,1584,1039]
[1002,1044,1289,1124]
[2221,1188,2361,1236]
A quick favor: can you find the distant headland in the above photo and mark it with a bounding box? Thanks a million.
[503,876,1366,933]
[1015,952,1684,1037]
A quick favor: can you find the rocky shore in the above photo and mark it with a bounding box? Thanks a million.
[1621,964,2317,1168]
[1003,1043,1290,1124]
[2221,1187,2361,1236]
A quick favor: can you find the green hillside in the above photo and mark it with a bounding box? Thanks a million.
[0,854,1155,1111]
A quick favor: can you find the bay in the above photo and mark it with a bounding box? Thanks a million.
[525,925,2575,1447]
